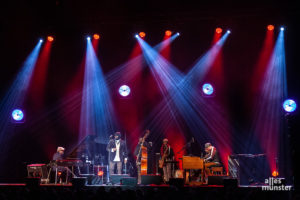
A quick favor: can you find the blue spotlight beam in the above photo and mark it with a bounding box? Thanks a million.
[0,41,42,140]
[182,31,230,86]
[250,29,288,175]
[136,34,235,168]
[79,39,119,143]
[136,34,231,146]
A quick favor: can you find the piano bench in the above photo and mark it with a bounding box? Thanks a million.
[210,167,223,175]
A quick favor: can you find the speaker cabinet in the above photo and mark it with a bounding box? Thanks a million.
[141,175,162,185]
[121,177,137,186]
[207,176,226,185]
[169,178,184,187]
[72,177,87,187]
[110,174,130,185]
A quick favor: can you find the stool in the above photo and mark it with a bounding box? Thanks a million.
[210,167,223,175]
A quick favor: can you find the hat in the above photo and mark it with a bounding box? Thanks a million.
[114,132,121,137]
[205,143,211,148]
[57,147,65,152]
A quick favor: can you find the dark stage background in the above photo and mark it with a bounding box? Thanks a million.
[0,0,299,185]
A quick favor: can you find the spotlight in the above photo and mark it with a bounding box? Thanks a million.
[272,170,279,177]
[135,34,139,38]
[280,27,285,31]
[87,36,91,40]
[12,109,24,122]
[176,32,180,36]
[227,30,231,34]
[202,83,214,96]
[39,39,43,43]
[47,36,54,42]
[283,99,297,113]
[267,25,274,31]
[139,32,146,38]
[119,85,131,97]
[216,28,222,34]
[93,34,100,40]
[165,30,172,36]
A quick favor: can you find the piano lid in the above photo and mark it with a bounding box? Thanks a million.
[66,135,108,161]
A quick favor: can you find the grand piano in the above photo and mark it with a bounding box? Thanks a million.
[52,135,109,184]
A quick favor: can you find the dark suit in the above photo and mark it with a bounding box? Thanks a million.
[106,139,128,174]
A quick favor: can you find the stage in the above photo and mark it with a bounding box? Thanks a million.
[0,183,295,200]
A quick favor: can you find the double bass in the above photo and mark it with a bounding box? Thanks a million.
[136,130,150,175]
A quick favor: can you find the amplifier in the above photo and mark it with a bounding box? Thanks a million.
[27,164,48,179]
[141,174,162,185]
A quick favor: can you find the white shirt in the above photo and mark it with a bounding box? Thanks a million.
[113,140,121,162]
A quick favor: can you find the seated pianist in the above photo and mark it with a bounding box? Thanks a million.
[52,146,68,184]
[203,143,222,179]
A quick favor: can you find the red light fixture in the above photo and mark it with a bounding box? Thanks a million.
[216,28,222,34]
[272,170,279,177]
[93,34,100,40]
[47,36,54,42]
[139,32,146,38]
[267,25,274,31]
[97,171,104,176]
[165,30,172,36]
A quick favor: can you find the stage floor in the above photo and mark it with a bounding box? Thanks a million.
[0,183,295,200]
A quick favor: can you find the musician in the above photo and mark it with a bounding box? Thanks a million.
[106,132,128,175]
[160,138,174,183]
[203,143,221,180]
[53,147,65,161]
[134,130,151,184]
[52,147,66,184]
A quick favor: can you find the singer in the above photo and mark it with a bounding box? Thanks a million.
[106,132,128,175]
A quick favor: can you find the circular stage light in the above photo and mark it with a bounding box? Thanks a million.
[119,85,131,97]
[280,27,285,31]
[139,32,146,38]
[12,109,24,121]
[87,36,91,40]
[202,83,214,95]
[227,30,231,34]
[267,25,274,31]
[93,34,100,40]
[165,30,172,36]
[216,28,222,34]
[47,36,54,42]
[39,39,43,43]
[283,99,297,113]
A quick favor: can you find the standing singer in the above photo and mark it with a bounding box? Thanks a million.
[106,132,128,175]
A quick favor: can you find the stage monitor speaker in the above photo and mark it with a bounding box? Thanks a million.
[141,174,162,185]
[72,177,87,187]
[169,178,184,187]
[207,176,226,185]
[110,174,129,185]
[25,177,40,187]
[121,177,137,186]
[223,178,238,188]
